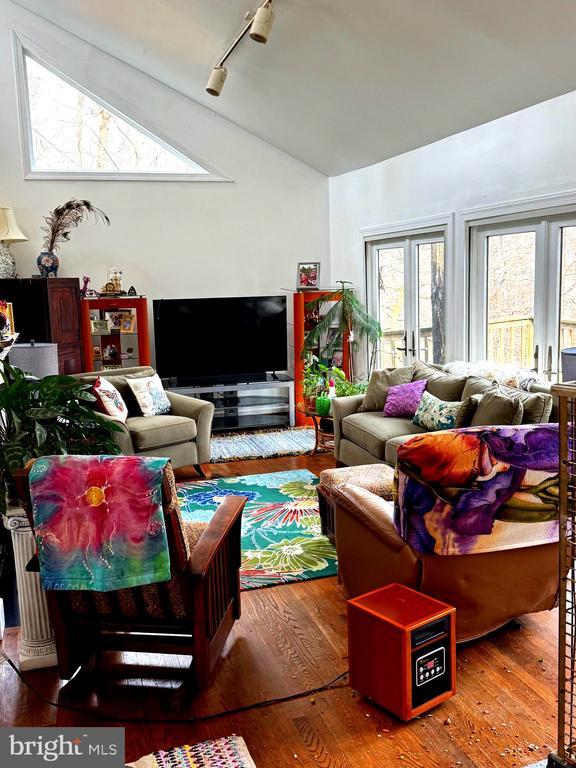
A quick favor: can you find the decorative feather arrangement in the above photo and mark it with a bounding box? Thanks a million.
[42,199,110,253]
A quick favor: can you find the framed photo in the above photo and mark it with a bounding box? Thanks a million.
[331,350,344,367]
[93,345,102,359]
[297,262,320,290]
[119,313,136,333]
[91,318,110,335]
[0,301,15,337]
[325,327,341,349]
[104,311,124,331]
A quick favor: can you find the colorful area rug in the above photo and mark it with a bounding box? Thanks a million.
[210,428,315,462]
[177,469,337,590]
[126,735,256,767]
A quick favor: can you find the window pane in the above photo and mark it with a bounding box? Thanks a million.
[377,247,405,368]
[560,226,576,375]
[417,242,445,364]
[25,55,208,174]
[486,232,536,367]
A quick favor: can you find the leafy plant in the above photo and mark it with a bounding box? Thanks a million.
[301,359,367,406]
[330,366,368,397]
[0,363,122,514]
[42,199,110,253]
[302,281,382,378]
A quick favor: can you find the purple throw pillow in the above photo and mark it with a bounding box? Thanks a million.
[383,379,427,418]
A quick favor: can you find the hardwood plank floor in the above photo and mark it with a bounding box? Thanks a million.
[0,454,558,767]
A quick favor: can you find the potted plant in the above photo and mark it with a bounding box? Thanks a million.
[301,356,330,410]
[0,362,122,514]
[330,365,368,397]
[302,281,382,379]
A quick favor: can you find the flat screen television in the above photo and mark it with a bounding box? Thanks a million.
[153,295,287,385]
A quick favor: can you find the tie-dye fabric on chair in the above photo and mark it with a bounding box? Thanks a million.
[395,424,559,556]
[29,455,171,591]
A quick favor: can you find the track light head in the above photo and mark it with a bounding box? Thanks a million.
[250,3,275,43]
[206,65,228,96]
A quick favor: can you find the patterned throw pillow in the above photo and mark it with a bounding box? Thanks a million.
[412,390,468,431]
[91,376,128,423]
[126,373,171,417]
[383,379,427,418]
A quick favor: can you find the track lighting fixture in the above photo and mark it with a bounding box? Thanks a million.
[250,2,275,44]
[205,1,275,97]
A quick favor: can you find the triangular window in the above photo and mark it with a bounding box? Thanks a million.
[19,50,215,179]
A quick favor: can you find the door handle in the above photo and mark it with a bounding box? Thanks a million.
[408,330,416,354]
[396,331,407,353]
[543,344,557,380]
[531,344,539,372]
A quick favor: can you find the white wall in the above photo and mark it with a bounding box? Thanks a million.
[0,0,329,368]
[330,88,576,362]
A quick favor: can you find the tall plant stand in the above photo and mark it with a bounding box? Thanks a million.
[3,507,57,670]
[549,382,576,767]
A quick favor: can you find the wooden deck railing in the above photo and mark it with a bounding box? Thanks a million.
[377,319,576,370]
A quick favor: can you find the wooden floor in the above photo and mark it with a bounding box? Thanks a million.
[0,454,558,767]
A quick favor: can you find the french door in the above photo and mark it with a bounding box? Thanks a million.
[367,233,446,369]
[469,215,576,381]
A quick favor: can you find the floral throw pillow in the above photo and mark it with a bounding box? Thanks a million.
[412,391,466,431]
[383,379,427,418]
[91,376,128,423]
[126,373,171,417]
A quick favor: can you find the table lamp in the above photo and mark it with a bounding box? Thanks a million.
[0,207,28,279]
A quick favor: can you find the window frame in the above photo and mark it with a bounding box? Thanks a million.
[13,35,230,182]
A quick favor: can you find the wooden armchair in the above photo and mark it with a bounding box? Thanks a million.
[15,463,245,704]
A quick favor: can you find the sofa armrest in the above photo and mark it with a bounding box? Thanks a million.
[330,483,407,551]
[98,412,134,455]
[166,392,215,464]
[331,394,365,462]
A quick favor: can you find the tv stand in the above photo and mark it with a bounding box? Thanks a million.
[167,375,295,432]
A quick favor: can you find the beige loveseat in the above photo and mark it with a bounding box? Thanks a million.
[75,366,214,473]
[333,361,556,467]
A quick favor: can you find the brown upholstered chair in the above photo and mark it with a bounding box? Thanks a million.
[16,464,245,705]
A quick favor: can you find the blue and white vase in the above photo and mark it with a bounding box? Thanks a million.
[37,251,59,278]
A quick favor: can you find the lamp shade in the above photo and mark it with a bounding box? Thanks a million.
[0,208,28,243]
[9,343,59,378]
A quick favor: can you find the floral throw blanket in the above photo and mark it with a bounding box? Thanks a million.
[29,455,171,591]
[395,424,559,556]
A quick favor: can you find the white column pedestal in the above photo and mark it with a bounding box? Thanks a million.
[4,508,57,670]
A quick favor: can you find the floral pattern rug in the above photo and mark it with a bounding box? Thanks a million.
[177,469,337,590]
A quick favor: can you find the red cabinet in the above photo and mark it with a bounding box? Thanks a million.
[80,296,150,372]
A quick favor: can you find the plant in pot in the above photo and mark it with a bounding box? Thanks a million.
[302,281,382,379]
[331,366,368,397]
[301,356,330,410]
[0,362,122,515]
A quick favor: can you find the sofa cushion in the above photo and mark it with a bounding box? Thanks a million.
[462,376,552,424]
[342,412,426,460]
[471,390,524,426]
[412,361,467,401]
[360,366,414,412]
[385,434,423,465]
[127,415,197,451]
[412,391,475,431]
[77,368,155,416]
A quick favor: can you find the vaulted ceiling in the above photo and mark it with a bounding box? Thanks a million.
[11,0,576,175]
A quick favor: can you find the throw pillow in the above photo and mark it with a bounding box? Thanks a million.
[383,379,427,418]
[412,391,470,431]
[461,375,552,424]
[360,366,414,412]
[411,360,468,401]
[91,376,129,423]
[470,389,524,426]
[126,373,171,417]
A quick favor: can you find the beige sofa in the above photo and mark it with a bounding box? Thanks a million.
[75,366,214,473]
[333,361,556,467]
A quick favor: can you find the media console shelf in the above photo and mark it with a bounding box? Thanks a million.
[166,377,295,432]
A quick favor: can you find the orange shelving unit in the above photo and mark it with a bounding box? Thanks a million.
[293,290,350,427]
[80,296,150,372]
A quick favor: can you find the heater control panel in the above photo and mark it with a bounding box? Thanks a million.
[415,647,446,687]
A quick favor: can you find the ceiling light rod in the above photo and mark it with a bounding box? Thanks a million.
[215,0,271,69]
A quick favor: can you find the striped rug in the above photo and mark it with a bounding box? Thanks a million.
[210,427,315,462]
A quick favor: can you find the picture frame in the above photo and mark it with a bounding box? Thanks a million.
[104,311,124,331]
[93,345,102,359]
[119,313,136,333]
[297,262,320,290]
[0,301,15,337]
[91,318,110,335]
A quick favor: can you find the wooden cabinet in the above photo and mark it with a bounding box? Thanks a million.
[0,278,83,374]
[80,296,150,372]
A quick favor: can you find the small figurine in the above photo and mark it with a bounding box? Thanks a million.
[127,285,137,296]
[80,275,90,298]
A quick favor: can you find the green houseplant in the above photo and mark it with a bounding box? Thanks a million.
[302,281,382,378]
[0,362,122,515]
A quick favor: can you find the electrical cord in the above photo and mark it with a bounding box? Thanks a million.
[0,649,349,724]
